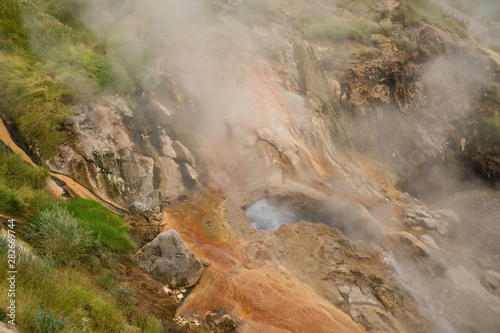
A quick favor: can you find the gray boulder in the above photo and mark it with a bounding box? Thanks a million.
[136,229,203,288]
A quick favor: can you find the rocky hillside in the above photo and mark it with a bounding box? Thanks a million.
[1,0,500,332]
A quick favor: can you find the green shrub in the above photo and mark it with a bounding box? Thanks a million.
[97,273,116,291]
[27,206,95,266]
[116,286,135,309]
[392,0,421,27]
[34,307,68,333]
[61,198,135,252]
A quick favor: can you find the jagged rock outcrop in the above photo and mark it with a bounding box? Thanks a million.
[136,229,203,288]
[47,95,201,205]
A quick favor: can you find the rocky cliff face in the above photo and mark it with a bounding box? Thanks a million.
[48,94,202,206]
[36,0,500,331]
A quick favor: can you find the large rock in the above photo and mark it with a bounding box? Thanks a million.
[136,229,203,288]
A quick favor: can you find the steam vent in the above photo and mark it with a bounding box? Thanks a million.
[1,0,500,332]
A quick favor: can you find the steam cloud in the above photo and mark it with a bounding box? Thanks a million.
[60,0,500,332]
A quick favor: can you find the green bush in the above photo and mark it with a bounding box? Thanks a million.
[34,307,68,333]
[61,198,135,252]
[116,286,135,309]
[98,273,116,291]
[392,0,421,27]
[27,206,95,266]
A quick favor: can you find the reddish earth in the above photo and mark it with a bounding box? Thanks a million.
[160,190,363,333]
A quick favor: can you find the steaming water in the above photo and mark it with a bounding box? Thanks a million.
[246,199,300,231]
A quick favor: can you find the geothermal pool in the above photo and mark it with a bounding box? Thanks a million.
[245,199,302,231]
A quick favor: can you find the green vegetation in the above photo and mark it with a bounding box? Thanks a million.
[0,140,152,332]
[0,54,72,158]
[97,272,116,291]
[60,198,135,252]
[480,113,500,145]
[0,243,145,332]
[34,307,68,333]
[26,206,95,266]
[116,286,135,309]
[0,147,56,215]
[300,8,392,45]
[0,0,136,158]
[392,0,421,27]
[392,0,469,37]
[0,150,163,332]
[26,199,135,266]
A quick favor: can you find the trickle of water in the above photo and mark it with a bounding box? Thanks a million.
[245,199,299,231]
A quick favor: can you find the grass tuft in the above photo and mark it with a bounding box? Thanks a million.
[34,307,68,333]
[27,206,95,266]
